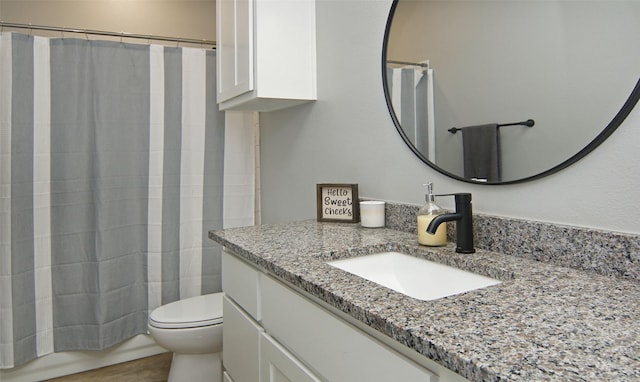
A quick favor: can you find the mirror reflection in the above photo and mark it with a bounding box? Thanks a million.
[384,0,640,183]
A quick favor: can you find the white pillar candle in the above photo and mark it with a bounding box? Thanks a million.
[360,201,385,228]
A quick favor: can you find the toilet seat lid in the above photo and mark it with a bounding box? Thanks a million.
[149,293,224,329]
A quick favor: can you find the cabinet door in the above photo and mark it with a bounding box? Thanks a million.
[223,296,262,382]
[260,333,320,382]
[217,0,254,102]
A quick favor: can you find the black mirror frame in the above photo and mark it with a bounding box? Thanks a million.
[382,0,640,185]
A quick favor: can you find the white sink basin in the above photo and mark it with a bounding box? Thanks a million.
[328,252,501,301]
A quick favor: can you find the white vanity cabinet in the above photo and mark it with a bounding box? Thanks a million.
[216,0,317,112]
[222,251,319,382]
[221,249,467,382]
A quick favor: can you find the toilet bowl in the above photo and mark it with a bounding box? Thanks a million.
[148,292,224,382]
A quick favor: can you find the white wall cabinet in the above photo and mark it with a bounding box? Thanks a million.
[216,0,317,112]
[221,250,468,382]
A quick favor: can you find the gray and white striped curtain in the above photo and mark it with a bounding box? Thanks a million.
[386,66,436,162]
[0,32,224,368]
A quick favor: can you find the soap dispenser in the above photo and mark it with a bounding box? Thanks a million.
[417,182,447,246]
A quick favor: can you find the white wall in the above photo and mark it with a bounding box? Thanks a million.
[259,0,640,235]
[4,0,637,233]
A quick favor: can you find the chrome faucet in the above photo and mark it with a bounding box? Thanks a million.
[426,193,475,254]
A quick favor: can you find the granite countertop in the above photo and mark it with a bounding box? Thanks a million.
[209,220,640,382]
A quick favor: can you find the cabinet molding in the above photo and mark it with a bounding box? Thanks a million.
[260,333,320,382]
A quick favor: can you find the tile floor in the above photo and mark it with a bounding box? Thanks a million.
[43,352,172,382]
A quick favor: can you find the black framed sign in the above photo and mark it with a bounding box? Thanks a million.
[316,184,359,223]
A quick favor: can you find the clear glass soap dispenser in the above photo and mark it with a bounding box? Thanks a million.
[417,182,447,246]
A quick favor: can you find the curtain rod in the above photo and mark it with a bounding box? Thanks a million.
[387,59,429,68]
[0,21,216,48]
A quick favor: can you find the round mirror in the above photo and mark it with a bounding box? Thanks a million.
[383,0,640,184]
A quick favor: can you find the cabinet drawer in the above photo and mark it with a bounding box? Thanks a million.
[222,296,262,382]
[261,276,437,382]
[222,250,261,320]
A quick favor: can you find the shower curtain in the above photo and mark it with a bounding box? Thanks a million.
[0,32,225,368]
[387,66,436,162]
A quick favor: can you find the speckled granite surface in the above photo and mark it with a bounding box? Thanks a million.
[384,201,640,282]
[209,220,640,382]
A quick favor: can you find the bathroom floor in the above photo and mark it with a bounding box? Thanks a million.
[44,352,172,382]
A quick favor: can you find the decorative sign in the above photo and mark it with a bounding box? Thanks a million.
[316,184,359,223]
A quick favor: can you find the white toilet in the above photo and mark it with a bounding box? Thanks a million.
[148,292,224,382]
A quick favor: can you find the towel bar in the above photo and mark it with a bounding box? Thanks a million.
[448,119,534,134]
